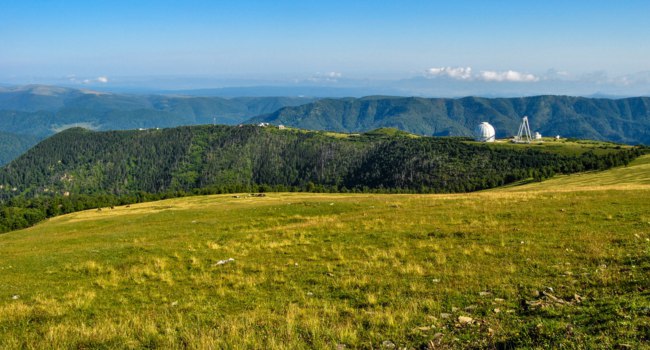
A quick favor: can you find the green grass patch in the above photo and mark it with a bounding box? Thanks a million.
[0,160,649,348]
[466,138,631,156]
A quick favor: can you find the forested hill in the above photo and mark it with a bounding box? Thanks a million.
[248,95,650,145]
[0,85,315,164]
[0,125,641,201]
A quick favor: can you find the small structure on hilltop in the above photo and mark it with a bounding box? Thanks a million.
[474,122,496,142]
[512,116,533,143]
[534,132,542,140]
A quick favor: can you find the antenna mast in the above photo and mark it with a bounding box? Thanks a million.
[515,116,532,143]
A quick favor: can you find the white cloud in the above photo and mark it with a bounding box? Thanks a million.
[426,66,539,83]
[543,68,570,80]
[77,76,109,84]
[308,71,342,82]
[479,70,539,82]
[426,67,472,80]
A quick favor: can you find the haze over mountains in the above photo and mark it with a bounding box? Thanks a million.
[1,84,650,165]
[0,85,315,134]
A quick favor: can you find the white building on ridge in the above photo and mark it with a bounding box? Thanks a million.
[474,122,496,142]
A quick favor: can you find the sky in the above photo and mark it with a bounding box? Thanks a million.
[1,0,650,96]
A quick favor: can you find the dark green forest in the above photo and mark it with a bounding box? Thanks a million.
[0,125,643,233]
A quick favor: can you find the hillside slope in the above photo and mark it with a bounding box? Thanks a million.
[506,152,650,192]
[0,125,639,200]
[0,157,648,348]
[249,95,650,144]
[0,85,315,164]
[0,132,41,165]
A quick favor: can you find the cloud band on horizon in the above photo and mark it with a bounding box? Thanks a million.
[426,66,539,82]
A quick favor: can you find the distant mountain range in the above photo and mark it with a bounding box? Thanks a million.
[0,85,315,164]
[249,95,650,144]
[0,85,315,135]
[1,85,650,165]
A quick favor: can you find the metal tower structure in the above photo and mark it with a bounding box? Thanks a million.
[515,116,532,143]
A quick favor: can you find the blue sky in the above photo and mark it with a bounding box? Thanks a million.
[1,0,649,95]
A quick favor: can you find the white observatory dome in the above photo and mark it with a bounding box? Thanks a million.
[474,122,496,142]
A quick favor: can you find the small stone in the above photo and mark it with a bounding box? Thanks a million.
[458,316,474,325]
[215,257,235,265]
[440,313,452,319]
[479,291,491,296]
[307,292,314,296]
[11,295,19,300]
[380,340,395,349]
[432,278,440,283]
[494,298,505,303]
[493,308,501,313]
[451,307,459,312]
[171,301,178,307]
[531,290,540,297]
[464,305,477,311]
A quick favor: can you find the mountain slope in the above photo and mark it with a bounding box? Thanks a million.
[0,125,640,201]
[0,132,41,165]
[0,85,316,164]
[249,95,650,144]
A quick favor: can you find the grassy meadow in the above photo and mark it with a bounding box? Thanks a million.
[0,156,649,349]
